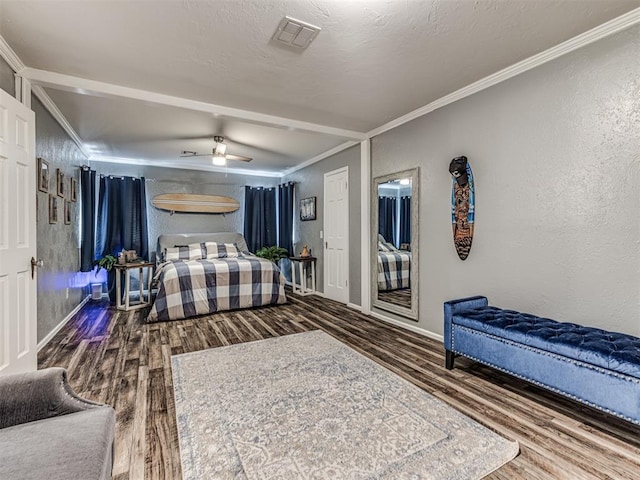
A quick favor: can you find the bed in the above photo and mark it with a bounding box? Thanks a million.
[377,236,411,291]
[147,233,286,322]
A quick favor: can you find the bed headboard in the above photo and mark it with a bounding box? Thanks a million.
[156,232,250,259]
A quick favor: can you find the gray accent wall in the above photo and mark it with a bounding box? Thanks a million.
[284,145,361,306]
[0,55,15,96]
[94,163,278,259]
[371,25,640,336]
[33,95,88,343]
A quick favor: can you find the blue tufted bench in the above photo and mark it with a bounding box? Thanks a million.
[444,296,640,425]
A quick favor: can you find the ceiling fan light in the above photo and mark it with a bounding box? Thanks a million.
[212,153,227,166]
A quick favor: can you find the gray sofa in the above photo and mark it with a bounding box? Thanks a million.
[0,368,115,479]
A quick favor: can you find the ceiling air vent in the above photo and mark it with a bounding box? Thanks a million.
[272,16,321,49]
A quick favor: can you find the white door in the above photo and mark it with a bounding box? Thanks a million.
[0,88,37,375]
[324,167,349,303]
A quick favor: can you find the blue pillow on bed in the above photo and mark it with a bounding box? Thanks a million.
[205,242,242,259]
[164,242,206,261]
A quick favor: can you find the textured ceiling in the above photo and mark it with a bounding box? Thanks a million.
[1,0,638,173]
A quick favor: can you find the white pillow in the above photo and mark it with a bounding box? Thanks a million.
[164,242,205,261]
[206,242,241,259]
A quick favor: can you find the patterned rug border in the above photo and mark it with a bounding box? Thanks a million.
[172,330,519,479]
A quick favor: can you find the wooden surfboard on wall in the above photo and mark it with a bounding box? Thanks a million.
[152,194,240,214]
[449,157,475,260]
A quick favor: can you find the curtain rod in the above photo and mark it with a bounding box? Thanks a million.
[98,174,143,180]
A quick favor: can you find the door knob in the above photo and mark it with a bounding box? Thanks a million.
[31,257,43,279]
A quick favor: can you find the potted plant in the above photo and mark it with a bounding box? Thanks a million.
[255,246,289,263]
[93,254,118,304]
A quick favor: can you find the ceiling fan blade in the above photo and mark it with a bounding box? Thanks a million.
[180,152,212,158]
[225,154,252,162]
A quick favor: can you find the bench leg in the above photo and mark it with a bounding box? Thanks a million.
[445,350,455,370]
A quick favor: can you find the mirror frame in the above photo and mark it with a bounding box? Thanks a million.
[371,167,419,320]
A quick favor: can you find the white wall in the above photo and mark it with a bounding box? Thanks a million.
[371,25,640,336]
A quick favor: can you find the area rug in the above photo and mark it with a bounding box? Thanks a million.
[172,330,519,479]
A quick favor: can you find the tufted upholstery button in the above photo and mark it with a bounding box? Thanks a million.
[452,306,640,379]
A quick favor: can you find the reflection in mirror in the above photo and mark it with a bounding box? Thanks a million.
[372,168,419,320]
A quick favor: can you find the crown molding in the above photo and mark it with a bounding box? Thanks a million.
[367,7,640,139]
[89,155,282,178]
[20,68,367,141]
[0,34,25,72]
[281,140,358,176]
[31,85,90,158]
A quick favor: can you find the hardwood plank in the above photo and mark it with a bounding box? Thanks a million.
[38,291,640,479]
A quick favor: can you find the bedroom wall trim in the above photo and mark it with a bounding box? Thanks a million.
[0,34,89,157]
[281,141,359,176]
[360,139,371,315]
[37,295,90,351]
[91,156,281,178]
[370,310,444,343]
[20,67,367,141]
[347,302,362,312]
[31,85,89,157]
[366,7,640,139]
[0,34,25,72]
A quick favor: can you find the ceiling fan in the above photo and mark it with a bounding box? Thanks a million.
[180,136,252,166]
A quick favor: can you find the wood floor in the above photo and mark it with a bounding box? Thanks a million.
[39,291,640,480]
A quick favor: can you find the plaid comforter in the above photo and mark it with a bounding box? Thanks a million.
[147,256,286,322]
[377,251,411,291]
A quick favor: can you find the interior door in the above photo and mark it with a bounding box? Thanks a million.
[323,167,349,303]
[0,87,37,375]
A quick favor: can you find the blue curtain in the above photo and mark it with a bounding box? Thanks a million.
[96,175,149,260]
[79,167,96,272]
[278,182,295,255]
[378,196,396,245]
[244,186,277,253]
[399,196,412,246]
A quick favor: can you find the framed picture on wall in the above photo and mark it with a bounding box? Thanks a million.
[56,169,65,197]
[38,157,49,193]
[300,196,316,221]
[49,195,58,224]
[70,177,77,202]
[64,200,71,224]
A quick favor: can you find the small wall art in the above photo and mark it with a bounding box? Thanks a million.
[49,195,58,224]
[64,200,71,224]
[56,169,65,197]
[70,177,77,202]
[38,157,49,193]
[300,196,316,221]
[449,156,475,261]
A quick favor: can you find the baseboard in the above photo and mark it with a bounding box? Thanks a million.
[347,302,362,311]
[369,310,444,343]
[37,295,90,351]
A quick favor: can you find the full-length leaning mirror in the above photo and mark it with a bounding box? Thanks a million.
[371,167,419,320]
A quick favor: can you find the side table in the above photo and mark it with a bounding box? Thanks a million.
[114,261,155,311]
[290,256,317,296]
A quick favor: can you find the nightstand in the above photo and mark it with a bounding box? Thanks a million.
[289,256,317,296]
[114,261,154,311]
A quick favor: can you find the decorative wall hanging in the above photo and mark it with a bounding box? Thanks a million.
[64,200,71,225]
[38,157,49,193]
[70,177,77,202]
[49,194,58,224]
[449,156,475,260]
[300,196,316,221]
[152,193,240,214]
[56,169,65,197]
